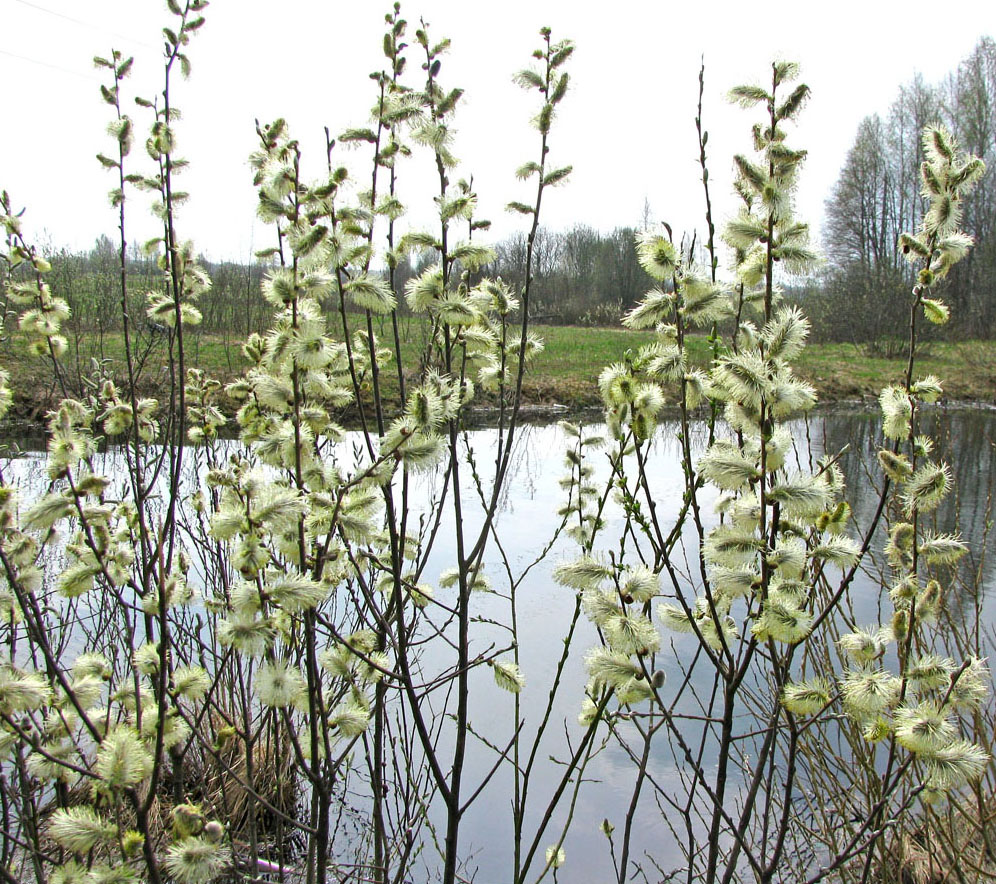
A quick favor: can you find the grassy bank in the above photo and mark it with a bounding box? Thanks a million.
[527,330,996,406]
[4,324,996,423]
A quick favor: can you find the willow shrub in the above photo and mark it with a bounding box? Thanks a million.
[0,4,991,884]
[557,63,992,884]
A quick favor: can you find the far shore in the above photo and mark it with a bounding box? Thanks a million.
[3,327,994,429]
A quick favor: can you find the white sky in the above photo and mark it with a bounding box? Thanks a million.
[1,0,991,265]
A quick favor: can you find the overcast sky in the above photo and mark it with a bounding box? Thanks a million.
[1,0,991,266]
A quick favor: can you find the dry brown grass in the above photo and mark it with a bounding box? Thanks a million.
[883,793,996,884]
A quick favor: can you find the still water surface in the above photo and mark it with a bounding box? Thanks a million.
[3,406,994,882]
[418,406,996,882]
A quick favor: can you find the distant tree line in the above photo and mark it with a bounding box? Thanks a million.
[813,36,996,349]
[1,234,271,374]
[480,225,643,324]
[393,224,645,326]
[9,38,994,352]
[18,223,648,349]
[36,234,271,339]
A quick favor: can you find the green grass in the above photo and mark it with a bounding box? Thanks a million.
[793,340,996,402]
[4,324,996,423]
[534,330,996,406]
[531,325,659,377]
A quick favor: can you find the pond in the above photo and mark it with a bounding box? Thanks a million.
[423,406,996,882]
[2,404,994,883]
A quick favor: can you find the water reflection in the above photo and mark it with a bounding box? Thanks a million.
[2,406,993,883]
[452,407,996,883]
